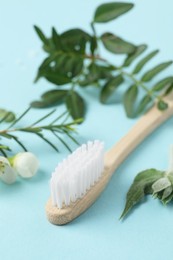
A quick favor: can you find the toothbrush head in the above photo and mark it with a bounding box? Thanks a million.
[46,140,106,225]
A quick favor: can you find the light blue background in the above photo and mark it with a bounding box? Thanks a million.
[0,0,173,259]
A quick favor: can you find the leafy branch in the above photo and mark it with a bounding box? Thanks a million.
[120,146,173,219]
[31,2,173,120]
[0,107,81,157]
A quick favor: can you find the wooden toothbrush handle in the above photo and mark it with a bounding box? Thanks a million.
[105,101,173,175]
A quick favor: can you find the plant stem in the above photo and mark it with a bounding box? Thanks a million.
[90,22,99,55]
[87,53,160,100]
[117,68,152,97]
[90,22,96,37]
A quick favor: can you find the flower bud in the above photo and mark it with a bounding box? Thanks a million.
[0,157,17,184]
[12,152,39,178]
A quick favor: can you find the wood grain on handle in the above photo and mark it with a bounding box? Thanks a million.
[46,95,173,225]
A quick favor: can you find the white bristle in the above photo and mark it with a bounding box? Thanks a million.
[50,140,105,208]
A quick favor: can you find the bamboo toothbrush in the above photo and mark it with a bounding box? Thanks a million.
[46,92,173,225]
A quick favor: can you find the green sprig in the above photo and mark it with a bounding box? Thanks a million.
[0,108,80,157]
[31,2,173,121]
[120,146,173,219]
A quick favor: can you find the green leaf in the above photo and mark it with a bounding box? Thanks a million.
[7,134,27,151]
[61,29,91,53]
[94,2,134,23]
[141,61,173,82]
[52,27,61,50]
[34,25,48,45]
[120,169,164,219]
[8,107,31,129]
[152,77,173,92]
[157,100,168,110]
[101,33,136,54]
[55,54,84,78]
[52,131,72,152]
[90,36,98,55]
[164,83,173,96]
[43,39,57,53]
[134,169,164,183]
[100,75,124,103]
[123,44,147,67]
[66,57,83,77]
[0,109,15,123]
[30,101,52,109]
[34,26,60,53]
[36,133,59,152]
[44,69,71,85]
[123,85,138,118]
[31,90,68,109]
[41,90,68,102]
[34,54,58,82]
[136,95,153,115]
[65,91,85,120]
[0,145,11,151]
[133,50,159,74]
[20,127,41,133]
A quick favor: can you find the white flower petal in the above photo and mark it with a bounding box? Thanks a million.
[152,177,171,193]
[0,157,17,184]
[13,152,39,178]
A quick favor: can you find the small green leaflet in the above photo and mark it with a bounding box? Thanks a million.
[157,100,168,110]
[60,28,91,53]
[93,2,134,23]
[136,95,152,115]
[65,91,85,120]
[90,36,97,55]
[133,50,159,74]
[123,44,147,67]
[52,27,61,49]
[30,90,68,108]
[44,70,72,85]
[34,25,48,45]
[120,169,164,219]
[100,75,124,103]
[164,83,173,96]
[152,77,173,92]
[0,109,16,123]
[34,55,57,83]
[141,61,173,82]
[101,33,136,54]
[123,85,138,118]
[41,89,67,102]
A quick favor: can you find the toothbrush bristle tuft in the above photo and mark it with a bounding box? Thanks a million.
[50,140,104,208]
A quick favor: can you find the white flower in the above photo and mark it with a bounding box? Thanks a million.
[0,157,17,184]
[12,152,39,178]
[152,177,171,193]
